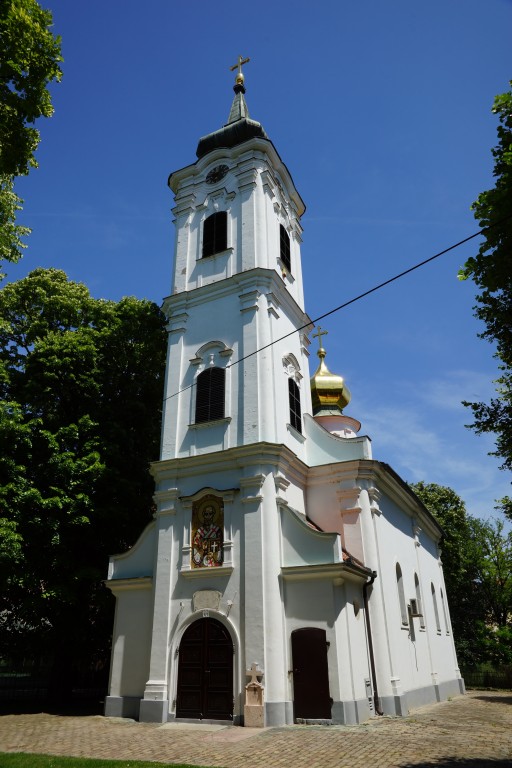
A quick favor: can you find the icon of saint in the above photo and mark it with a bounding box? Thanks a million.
[192,503,223,567]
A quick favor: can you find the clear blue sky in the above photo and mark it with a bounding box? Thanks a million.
[6,0,512,521]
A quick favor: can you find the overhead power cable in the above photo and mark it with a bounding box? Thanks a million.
[164,214,512,402]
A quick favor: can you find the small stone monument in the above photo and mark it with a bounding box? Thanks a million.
[244,662,264,727]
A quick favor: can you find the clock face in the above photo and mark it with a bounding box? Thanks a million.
[206,164,229,185]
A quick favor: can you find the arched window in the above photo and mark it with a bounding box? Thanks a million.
[396,563,408,625]
[279,224,291,272]
[414,573,425,628]
[203,211,227,258]
[440,588,449,633]
[431,583,441,632]
[195,367,225,423]
[288,377,302,433]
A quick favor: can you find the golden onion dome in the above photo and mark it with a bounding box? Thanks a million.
[310,327,351,415]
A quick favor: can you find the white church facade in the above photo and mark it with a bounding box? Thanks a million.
[104,63,464,726]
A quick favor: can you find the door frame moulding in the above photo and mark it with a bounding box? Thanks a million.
[168,610,242,723]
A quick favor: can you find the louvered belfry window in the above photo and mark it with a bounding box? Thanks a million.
[195,367,225,423]
[202,211,227,258]
[288,378,302,433]
[279,224,291,272]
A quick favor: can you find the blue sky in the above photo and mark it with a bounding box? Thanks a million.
[6,0,512,521]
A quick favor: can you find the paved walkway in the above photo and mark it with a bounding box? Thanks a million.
[0,690,511,767]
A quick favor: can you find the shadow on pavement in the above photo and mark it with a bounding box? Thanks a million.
[0,698,104,716]
[471,694,512,706]
[401,761,512,767]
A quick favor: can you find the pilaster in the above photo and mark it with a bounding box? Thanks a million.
[139,488,179,722]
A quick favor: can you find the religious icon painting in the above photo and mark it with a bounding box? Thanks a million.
[191,495,224,568]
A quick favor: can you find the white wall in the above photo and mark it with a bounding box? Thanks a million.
[109,586,154,698]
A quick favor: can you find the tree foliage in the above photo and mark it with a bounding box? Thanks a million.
[0,175,30,266]
[411,481,512,667]
[0,0,62,272]
[0,269,167,680]
[468,516,512,630]
[459,83,512,509]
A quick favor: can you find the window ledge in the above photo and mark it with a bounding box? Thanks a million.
[287,423,305,443]
[189,417,231,430]
[277,259,295,282]
[180,565,234,578]
[200,247,233,261]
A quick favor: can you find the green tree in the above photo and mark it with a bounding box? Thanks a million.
[468,516,512,630]
[459,83,512,515]
[0,268,167,687]
[0,0,62,272]
[411,481,512,667]
[410,482,481,656]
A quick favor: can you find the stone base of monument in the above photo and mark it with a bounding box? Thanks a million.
[244,663,264,727]
[244,703,264,727]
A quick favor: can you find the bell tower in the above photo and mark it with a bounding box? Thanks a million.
[106,63,464,728]
[159,61,313,462]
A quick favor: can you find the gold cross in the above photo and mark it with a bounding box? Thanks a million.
[312,325,328,349]
[230,55,250,80]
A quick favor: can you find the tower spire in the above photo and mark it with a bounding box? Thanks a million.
[227,55,251,124]
[195,56,268,159]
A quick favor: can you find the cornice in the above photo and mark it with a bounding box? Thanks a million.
[162,267,312,330]
[168,138,305,217]
[151,442,309,485]
[308,458,441,539]
[281,562,371,584]
[105,577,153,593]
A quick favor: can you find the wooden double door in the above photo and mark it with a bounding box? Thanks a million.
[176,617,233,720]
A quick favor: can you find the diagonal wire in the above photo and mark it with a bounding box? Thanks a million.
[164,214,512,401]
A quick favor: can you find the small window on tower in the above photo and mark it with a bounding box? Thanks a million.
[288,378,302,433]
[279,224,291,272]
[203,211,227,258]
[195,367,225,423]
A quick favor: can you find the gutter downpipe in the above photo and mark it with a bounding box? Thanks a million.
[363,570,384,716]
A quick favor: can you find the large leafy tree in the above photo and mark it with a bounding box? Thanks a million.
[468,516,512,630]
[0,269,167,687]
[459,84,512,516]
[411,482,512,666]
[0,0,62,271]
[410,482,481,657]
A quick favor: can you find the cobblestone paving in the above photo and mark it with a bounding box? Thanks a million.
[0,690,511,767]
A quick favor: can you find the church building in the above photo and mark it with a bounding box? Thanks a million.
[104,61,464,726]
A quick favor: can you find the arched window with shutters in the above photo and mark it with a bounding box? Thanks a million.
[202,211,227,258]
[195,367,225,423]
[279,224,291,272]
[396,563,408,626]
[288,377,302,433]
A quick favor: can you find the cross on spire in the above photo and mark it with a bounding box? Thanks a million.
[230,55,250,86]
[313,325,328,350]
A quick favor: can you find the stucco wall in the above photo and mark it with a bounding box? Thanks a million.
[109,586,154,698]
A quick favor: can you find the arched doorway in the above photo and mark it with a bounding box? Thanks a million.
[291,627,332,720]
[176,617,233,720]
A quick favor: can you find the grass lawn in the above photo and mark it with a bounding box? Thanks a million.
[0,755,216,768]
